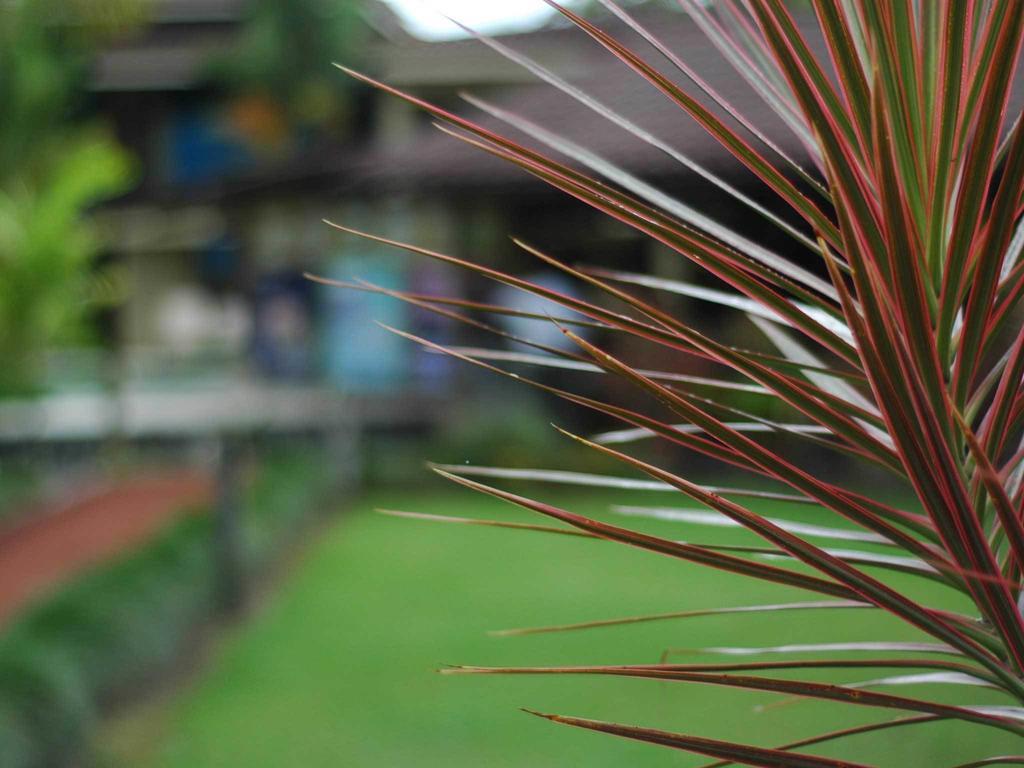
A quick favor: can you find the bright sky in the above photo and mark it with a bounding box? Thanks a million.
[384,0,558,40]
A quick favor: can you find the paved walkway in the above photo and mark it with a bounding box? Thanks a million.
[0,471,213,626]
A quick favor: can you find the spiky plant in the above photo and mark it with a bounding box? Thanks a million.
[319,1,1024,764]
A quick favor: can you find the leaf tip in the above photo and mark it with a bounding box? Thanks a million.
[521,707,556,721]
[333,63,361,79]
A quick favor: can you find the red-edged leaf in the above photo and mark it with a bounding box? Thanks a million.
[537,2,842,246]
[489,600,869,637]
[525,709,875,767]
[697,716,940,768]
[430,466,860,601]
[464,665,1024,734]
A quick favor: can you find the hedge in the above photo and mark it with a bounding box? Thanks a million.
[0,448,331,768]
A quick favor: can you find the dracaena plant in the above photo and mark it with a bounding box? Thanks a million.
[317,1,1024,765]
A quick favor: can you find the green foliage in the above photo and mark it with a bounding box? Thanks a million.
[0,450,329,768]
[436,393,615,472]
[329,1,1024,764]
[0,0,139,396]
[0,511,212,768]
[0,461,42,526]
[240,444,334,562]
[0,0,142,176]
[206,0,367,129]
[0,130,134,394]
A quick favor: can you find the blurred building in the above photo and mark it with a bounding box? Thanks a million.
[85,3,816,400]
[71,1,1024,401]
[87,0,395,393]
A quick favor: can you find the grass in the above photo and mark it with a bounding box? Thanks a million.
[101,485,1022,767]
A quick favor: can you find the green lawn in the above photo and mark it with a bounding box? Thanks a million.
[102,486,1022,767]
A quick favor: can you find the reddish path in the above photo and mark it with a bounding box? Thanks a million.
[0,470,213,626]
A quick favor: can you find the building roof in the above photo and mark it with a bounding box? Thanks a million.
[354,7,1024,194]
[91,4,1024,198]
[353,9,821,192]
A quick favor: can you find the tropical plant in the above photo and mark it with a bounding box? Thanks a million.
[0,130,133,395]
[320,1,1024,765]
[0,0,138,394]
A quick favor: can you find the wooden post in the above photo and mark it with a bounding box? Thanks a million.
[213,435,246,615]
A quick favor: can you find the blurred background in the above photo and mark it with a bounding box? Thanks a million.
[0,2,1008,766]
